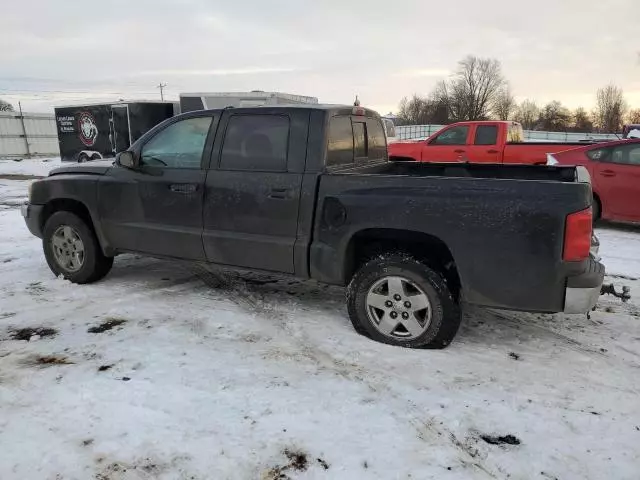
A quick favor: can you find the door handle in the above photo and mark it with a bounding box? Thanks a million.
[600,170,616,177]
[487,149,499,154]
[169,184,198,194]
[268,187,291,199]
[454,149,466,154]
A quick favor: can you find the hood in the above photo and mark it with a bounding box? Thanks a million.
[49,160,114,176]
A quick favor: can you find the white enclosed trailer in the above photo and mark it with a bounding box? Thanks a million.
[179,91,318,113]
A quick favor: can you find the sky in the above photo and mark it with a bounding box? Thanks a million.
[1,0,639,114]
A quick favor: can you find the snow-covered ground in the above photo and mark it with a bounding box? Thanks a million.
[1,160,639,479]
[0,157,61,177]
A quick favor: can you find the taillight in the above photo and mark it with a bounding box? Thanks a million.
[563,207,592,261]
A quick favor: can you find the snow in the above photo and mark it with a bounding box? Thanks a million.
[1,167,640,479]
[0,157,61,177]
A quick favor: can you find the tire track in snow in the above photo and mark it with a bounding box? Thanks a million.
[189,264,499,478]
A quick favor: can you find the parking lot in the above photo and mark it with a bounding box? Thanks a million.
[1,158,639,479]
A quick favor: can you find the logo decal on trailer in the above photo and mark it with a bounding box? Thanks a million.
[78,111,98,146]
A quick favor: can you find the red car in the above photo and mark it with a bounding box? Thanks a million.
[548,139,640,223]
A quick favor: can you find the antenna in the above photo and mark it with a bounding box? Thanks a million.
[157,82,167,101]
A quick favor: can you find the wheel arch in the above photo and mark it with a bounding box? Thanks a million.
[592,191,602,220]
[343,228,461,300]
[40,198,112,256]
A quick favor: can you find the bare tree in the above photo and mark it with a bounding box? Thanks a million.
[513,99,539,130]
[492,87,516,120]
[397,95,428,125]
[538,101,572,131]
[594,84,627,133]
[627,108,640,124]
[397,94,449,125]
[434,56,506,121]
[572,107,593,133]
[0,99,14,112]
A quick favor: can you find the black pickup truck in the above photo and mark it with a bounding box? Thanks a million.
[22,105,604,349]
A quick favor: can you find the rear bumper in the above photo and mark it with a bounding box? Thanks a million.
[21,202,44,238]
[563,256,605,314]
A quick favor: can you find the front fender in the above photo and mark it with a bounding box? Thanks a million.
[30,175,113,256]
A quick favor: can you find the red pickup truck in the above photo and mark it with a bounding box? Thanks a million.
[388,121,591,165]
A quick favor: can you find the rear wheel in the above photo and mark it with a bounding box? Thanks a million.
[77,153,89,163]
[592,195,601,223]
[43,211,113,284]
[347,254,461,349]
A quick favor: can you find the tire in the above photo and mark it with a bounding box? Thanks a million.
[78,153,89,163]
[42,211,113,284]
[347,254,461,349]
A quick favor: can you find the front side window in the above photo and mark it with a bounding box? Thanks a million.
[220,115,290,171]
[610,144,640,165]
[141,116,213,168]
[431,126,469,145]
[327,116,354,167]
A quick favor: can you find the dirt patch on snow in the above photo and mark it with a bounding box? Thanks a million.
[480,434,521,446]
[20,354,74,367]
[262,448,312,479]
[10,326,57,341]
[88,318,127,334]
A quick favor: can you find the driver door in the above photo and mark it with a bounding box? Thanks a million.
[423,125,471,162]
[99,113,217,259]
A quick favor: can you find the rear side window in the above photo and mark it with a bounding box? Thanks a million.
[474,125,498,145]
[431,125,469,145]
[220,115,289,171]
[367,118,387,160]
[327,116,354,167]
[586,148,609,161]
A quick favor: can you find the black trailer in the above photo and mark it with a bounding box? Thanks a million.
[54,101,176,162]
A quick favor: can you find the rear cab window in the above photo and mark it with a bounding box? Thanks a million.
[507,123,524,143]
[326,115,388,169]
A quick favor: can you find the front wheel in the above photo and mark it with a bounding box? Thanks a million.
[43,211,113,284]
[347,254,461,349]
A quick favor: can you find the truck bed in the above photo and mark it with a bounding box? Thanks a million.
[313,161,593,313]
[345,161,584,183]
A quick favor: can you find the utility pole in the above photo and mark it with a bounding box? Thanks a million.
[157,82,167,101]
[18,101,31,159]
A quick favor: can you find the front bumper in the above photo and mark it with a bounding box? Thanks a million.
[564,256,605,314]
[21,202,44,238]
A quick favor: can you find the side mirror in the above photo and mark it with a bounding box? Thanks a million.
[116,151,137,169]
